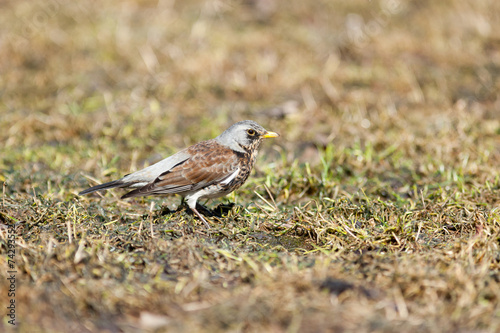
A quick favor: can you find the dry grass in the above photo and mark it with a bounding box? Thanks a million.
[1,0,500,332]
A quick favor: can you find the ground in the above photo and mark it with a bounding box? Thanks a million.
[1,0,500,332]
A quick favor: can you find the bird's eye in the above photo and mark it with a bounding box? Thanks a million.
[247,129,256,136]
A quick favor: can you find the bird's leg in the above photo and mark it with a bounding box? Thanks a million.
[190,206,212,229]
[185,197,213,229]
[195,202,214,216]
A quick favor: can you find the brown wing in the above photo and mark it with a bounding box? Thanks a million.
[121,140,240,198]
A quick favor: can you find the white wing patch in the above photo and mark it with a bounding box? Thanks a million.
[221,168,240,185]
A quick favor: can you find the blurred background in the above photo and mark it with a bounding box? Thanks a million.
[1,0,499,196]
[2,1,500,331]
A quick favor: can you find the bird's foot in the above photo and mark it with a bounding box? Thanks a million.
[185,203,238,230]
[191,206,212,229]
[195,203,215,217]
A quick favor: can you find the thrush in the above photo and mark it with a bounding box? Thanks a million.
[79,120,279,227]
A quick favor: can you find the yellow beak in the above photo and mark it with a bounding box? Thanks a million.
[261,131,280,139]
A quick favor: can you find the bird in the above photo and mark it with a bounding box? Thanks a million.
[79,120,279,228]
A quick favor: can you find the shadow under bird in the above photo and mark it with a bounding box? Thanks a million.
[79,120,279,227]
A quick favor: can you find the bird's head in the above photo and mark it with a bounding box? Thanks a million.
[216,120,279,153]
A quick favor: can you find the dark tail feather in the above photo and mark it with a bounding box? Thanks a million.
[79,180,126,195]
[120,186,147,199]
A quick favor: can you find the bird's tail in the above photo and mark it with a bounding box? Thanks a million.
[78,179,127,195]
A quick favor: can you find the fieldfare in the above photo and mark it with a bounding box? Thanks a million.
[79,120,279,227]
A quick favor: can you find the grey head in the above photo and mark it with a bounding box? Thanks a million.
[215,120,279,153]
